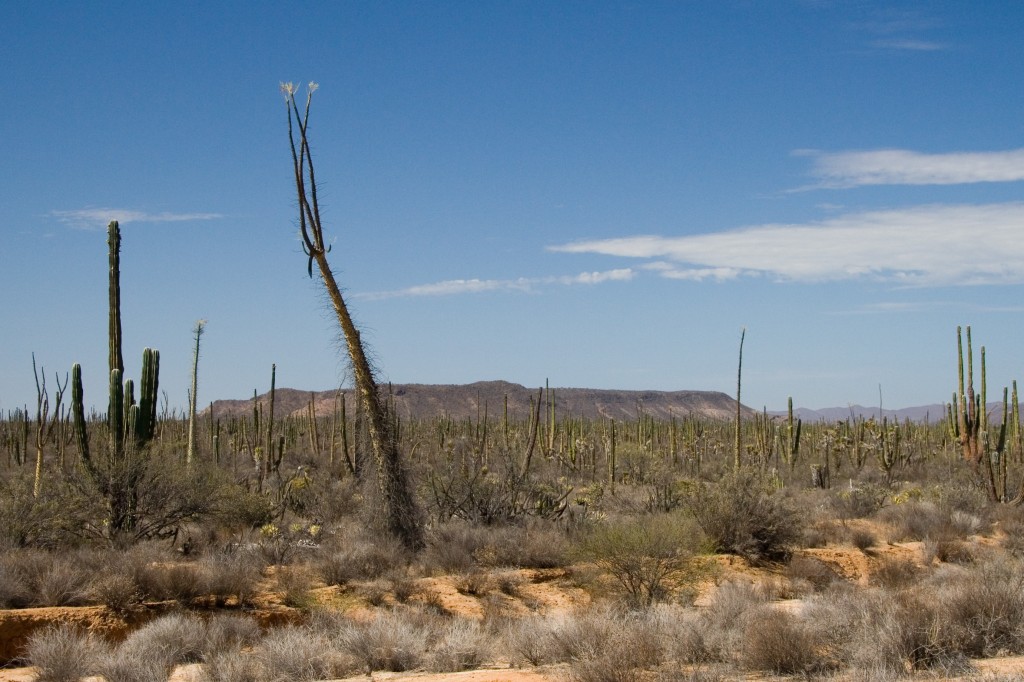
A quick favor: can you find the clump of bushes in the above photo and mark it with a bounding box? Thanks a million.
[683,471,804,564]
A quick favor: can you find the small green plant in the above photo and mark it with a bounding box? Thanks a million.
[574,513,708,608]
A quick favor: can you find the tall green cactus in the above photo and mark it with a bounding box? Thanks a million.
[783,396,801,470]
[71,364,90,466]
[69,220,161,541]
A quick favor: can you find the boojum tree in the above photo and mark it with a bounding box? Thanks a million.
[281,81,424,551]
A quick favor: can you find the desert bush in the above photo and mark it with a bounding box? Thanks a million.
[317,534,408,585]
[842,587,969,674]
[683,470,803,564]
[421,521,567,572]
[214,484,276,531]
[90,572,140,613]
[503,614,554,666]
[389,572,418,602]
[94,650,174,682]
[0,550,96,607]
[870,556,923,588]
[831,482,890,521]
[336,608,431,672]
[567,655,642,682]
[427,618,492,672]
[573,513,707,608]
[201,550,263,606]
[254,626,353,681]
[204,613,261,653]
[700,581,767,659]
[543,606,623,662]
[923,537,976,565]
[649,604,714,665]
[118,612,207,666]
[929,556,1024,657]
[737,604,823,674]
[851,527,877,552]
[456,569,494,596]
[201,650,264,682]
[878,500,956,542]
[784,555,843,592]
[25,624,104,682]
[275,564,316,609]
[0,473,91,549]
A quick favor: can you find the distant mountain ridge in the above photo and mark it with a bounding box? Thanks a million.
[784,404,950,423]
[206,380,750,422]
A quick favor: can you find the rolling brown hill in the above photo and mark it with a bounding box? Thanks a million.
[206,380,749,422]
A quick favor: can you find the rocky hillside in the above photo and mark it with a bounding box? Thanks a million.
[206,380,749,422]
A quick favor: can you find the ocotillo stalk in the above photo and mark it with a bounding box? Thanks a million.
[186,320,206,467]
[734,328,746,473]
[283,82,423,551]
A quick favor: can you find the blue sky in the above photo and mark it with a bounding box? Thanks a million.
[3,1,1023,414]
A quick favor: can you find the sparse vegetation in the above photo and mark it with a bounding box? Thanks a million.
[4,84,1024,682]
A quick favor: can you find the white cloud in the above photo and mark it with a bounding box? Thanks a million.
[870,38,946,51]
[357,268,634,300]
[797,148,1024,188]
[559,268,634,285]
[50,208,223,228]
[549,203,1024,287]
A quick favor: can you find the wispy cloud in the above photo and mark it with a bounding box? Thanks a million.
[356,268,634,300]
[50,208,223,228]
[869,38,946,51]
[796,148,1024,189]
[549,203,1024,287]
[853,8,947,52]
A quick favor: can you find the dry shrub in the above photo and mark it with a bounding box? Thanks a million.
[337,608,431,673]
[203,613,261,654]
[929,556,1024,657]
[254,626,353,681]
[573,513,707,608]
[93,652,171,682]
[90,572,140,613]
[923,537,976,565]
[683,470,804,564]
[543,607,620,662]
[201,551,262,606]
[32,555,94,606]
[201,650,263,682]
[785,555,843,592]
[878,501,955,542]
[118,612,206,666]
[456,569,494,596]
[738,604,823,674]
[842,587,970,674]
[317,534,408,585]
[656,606,714,665]
[0,557,33,608]
[422,521,568,573]
[567,656,643,682]
[275,564,315,609]
[427,618,492,672]
[25,624,105,682]
[700,581,767,659]
[870,556,923,588]
[0,551,96,607]
[851,528,877,552]
[503,614,552,666]
[389,572,418,603]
